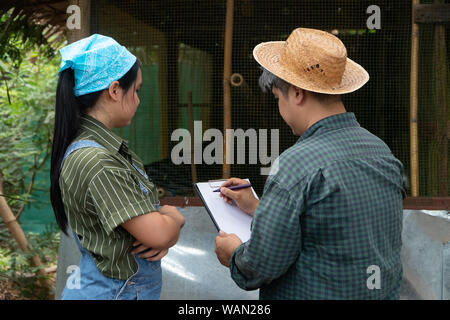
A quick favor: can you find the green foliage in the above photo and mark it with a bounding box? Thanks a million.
[0,10,63,299]
[0,8,58,69]
[0,11,61,212]
[0,223,59,299]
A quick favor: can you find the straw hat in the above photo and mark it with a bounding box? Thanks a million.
[253,28,369,94]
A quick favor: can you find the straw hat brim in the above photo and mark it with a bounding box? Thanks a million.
[253,41,370,95]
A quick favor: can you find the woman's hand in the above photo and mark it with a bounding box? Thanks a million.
[129,206,185,261]
[158,205,186,229]
[131,241,169,261]
[122,206,185,250]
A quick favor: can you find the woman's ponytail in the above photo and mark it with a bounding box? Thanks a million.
[50,69,82,234]
[50,69,103,234]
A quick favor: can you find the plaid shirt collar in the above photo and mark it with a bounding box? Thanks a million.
[297,112,360,144]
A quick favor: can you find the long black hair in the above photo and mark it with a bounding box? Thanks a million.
[50,60,140,234]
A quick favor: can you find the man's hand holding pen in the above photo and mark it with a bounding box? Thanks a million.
[218,178,260,217]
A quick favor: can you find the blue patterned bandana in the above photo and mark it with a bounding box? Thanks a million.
[59,34,137,96]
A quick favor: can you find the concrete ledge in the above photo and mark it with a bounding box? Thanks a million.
[401,210,450,300]
[55,208,450,300]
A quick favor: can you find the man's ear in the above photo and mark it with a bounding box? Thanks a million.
[107,81,121,101]
[292,86,304,106]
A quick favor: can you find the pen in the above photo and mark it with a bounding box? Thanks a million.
[213,183,252,192]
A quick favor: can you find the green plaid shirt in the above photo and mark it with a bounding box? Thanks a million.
[230,112,405,299]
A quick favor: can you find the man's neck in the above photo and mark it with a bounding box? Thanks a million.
[297,101,346,136]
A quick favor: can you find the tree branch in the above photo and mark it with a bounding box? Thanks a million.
[0,69,11,105]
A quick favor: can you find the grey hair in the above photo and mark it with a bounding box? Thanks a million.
[258,68,291,97]
[258,67,342,103]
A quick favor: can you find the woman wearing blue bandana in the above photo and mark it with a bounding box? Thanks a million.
[50,34,185,300]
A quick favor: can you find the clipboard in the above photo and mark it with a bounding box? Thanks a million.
[193,179,256,242]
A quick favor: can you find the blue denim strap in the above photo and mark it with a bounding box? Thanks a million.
[71,231,84,252]
[62,140,150,181]
[60,140,105,171]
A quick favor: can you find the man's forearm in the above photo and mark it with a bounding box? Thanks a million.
[229,243,271,290]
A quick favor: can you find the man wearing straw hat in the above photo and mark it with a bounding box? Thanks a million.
[215,28,405,299]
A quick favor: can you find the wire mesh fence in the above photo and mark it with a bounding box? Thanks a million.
[89,0,449,198]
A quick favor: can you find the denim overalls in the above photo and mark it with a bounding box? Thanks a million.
[60,140,162,300]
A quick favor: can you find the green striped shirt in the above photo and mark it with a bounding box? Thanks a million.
[60,115,158,280]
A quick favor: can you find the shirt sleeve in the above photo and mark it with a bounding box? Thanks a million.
[229,178,304,290]
[87,167,157,235]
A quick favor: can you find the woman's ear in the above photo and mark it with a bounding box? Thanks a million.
[107,81,121,101]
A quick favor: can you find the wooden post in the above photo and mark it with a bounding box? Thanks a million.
[413,1,450,196]
[167,34,179,155]
[433,0,448,196]
[410,0,420,197]
[159,41,169,160]
[67,0,90,42]
[53,0,91,298]
[223,0,234,179]
[187,92,198,184]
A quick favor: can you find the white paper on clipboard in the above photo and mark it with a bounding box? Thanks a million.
[194,179,257,243]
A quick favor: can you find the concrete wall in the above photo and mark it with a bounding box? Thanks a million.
[401,210,450,300]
